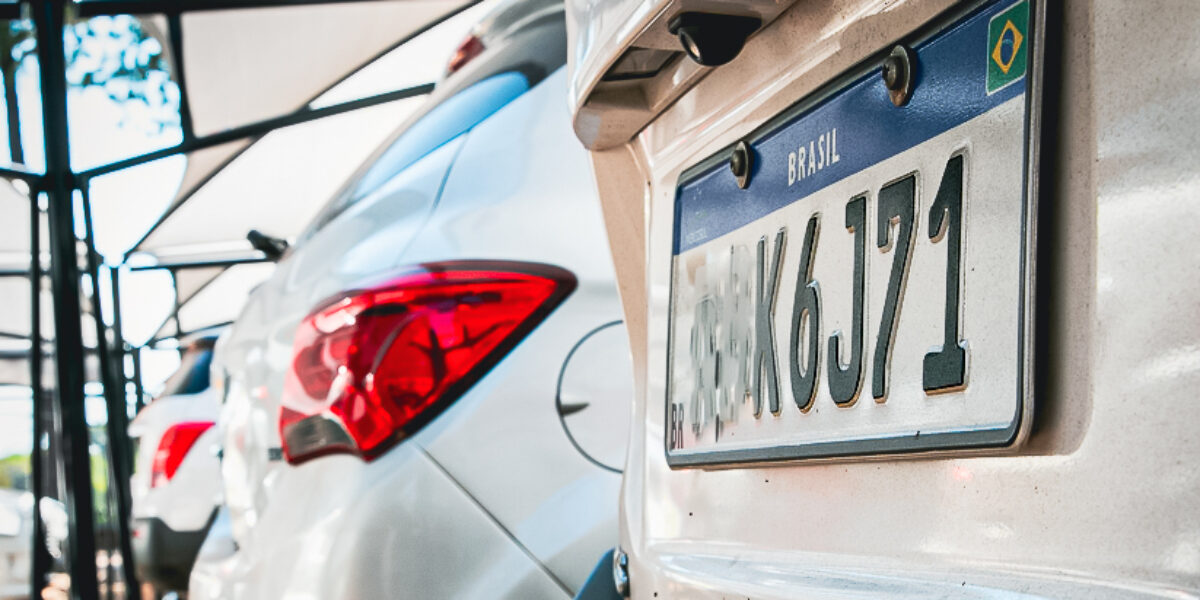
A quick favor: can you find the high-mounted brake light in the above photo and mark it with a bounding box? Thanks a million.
[279,261,575,465]
[446,34,485,75]
[151,421,214,488]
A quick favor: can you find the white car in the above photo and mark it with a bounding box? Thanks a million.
[128,333,222,595]
[190,1,632,598]
[567,0,1200,597]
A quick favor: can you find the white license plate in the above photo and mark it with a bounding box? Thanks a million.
[666,0,1039,466]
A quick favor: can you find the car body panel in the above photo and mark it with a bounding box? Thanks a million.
[128,362,223,593]
[566,0,1200,596]
[190,443,571,599]
[129,388,221,532]
[409,66,624,589]
[203,68,626,597]
[214,135,466,548]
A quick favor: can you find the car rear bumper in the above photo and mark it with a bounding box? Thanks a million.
[132,510,216,592]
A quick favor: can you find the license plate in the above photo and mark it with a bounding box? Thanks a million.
[666,0,1039,466]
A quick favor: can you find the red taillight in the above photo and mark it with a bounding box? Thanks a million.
[150,421,214,488]
[279,261,575,465]
[446,34,485,75]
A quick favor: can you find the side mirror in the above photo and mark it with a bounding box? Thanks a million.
[246,229,288,260]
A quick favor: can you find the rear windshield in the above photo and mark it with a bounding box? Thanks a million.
[351,71,531,197]
[158,344,214,397]
[303,71,531,234]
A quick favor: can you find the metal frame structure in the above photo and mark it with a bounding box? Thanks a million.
[0,1,474,598]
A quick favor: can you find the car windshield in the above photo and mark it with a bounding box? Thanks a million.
[353,71,530,197]
[302,71,531,236]
[158,343,215,398]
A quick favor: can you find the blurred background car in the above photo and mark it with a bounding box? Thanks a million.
[0,407,67,600]
[127,331,222,596]
[0,484,65,600]
[189,0,632,598]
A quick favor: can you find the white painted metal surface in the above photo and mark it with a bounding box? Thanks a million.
[567,0,1200,596]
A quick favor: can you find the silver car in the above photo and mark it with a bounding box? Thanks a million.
[190,1,632,597]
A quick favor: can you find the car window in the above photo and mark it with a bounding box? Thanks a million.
[351,71,531,198]
[130,436,141,473]
[158,344,214,398]
[300,71,532,238]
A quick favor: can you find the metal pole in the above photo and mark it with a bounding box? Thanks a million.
[101,471,116,600]
[165,13,194,143]
[170,270,181,338]
[79,184,139,596]
[131,346,145,413]
[80,190,139,597]
[28,195,52,599]
[34,0,101,597]
[107,266,128,425]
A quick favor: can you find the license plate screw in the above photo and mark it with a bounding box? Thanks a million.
[730,140,752,189]
[882,45,916,106]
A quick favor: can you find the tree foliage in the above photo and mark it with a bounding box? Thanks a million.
[63,15,180,132]
[0,453,29,490]
[0,14,181,161]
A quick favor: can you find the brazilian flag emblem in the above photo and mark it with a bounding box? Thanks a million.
[987,0,1029,93]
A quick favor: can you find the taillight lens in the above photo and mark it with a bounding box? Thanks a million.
[279,261,575,465]
[150,421,214,488]
[446,34,485,75]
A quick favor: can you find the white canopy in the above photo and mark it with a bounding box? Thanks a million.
[128,0,488,261]
[113,0,495,343]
